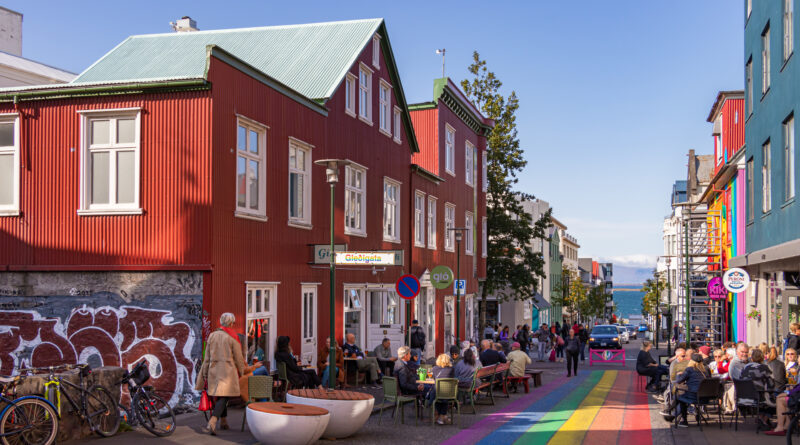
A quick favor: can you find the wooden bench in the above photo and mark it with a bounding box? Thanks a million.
[474,364,498,404]
[494,362,511,398]
[529,370,543,387]
[246,402,330,445]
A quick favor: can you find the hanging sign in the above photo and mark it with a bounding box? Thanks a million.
[430,265,455,289]
[707,277,727,300]
[312,244,347,264]
[396,274,421,300]
[334,251,397,266]
[723,268,750,293]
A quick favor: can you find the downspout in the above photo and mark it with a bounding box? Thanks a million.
[407,158,414,348]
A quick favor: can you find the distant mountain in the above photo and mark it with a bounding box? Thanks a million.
[613,265,653,287]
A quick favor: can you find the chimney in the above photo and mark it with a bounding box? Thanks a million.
[0,7,23,56]
[687,149,697,197]
[170,16,198,33]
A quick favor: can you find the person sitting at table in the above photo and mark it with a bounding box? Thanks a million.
[708,349,729,379]
[479,339,507,366]
[728,343,750,380]
[426,353,454,425]
[637,341,669,392]
[317,337,344,386]
[765,350,800,437]
[373,338,396,377]
[766,346,787,390]
[786,348,799,386]
[394,346,424,396]
[454,349,478,388]
[449,345,461,365]
[742,348,775,398]
[674,353,710,428]
[698,346,713,366]
[275,336,322,389]
[493,343,507,361]
[342,333,382,387]
[507,342,531,378]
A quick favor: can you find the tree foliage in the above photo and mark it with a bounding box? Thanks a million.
[641,269,667,317]
[553,268,608,323]
[461,51,551,330]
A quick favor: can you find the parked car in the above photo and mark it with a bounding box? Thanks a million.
[638,324,648,332]
[625,325,637,339]
[588,325,622,350]
[617,325,629,344]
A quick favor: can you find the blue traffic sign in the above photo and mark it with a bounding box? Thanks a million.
[453,280,466,295]
[396,274,421,300]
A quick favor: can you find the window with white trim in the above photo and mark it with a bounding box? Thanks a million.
[359,64,372,123]
[427,196,437,249]
[289,139,312,226]
[482,150,487,192]
[444,203,455,252]
[747,158,754,221]
[235,118,267,219]
[763,140,772,213]
[0,114,19,215]
[379,80,391,136]
[465,141,475,186]
[746,58,753,116]
[445,124,455,175]
[79,109,141,214]
[372,34,381,69]
[763,25,771,94]
[246,282,277,369]
[383,178,400,242]
[785,0,794,60]
[345,164,366,235]
[414,191,425,247]
[482,217,488,258]
[785,115,795,201]
[393,106,402,143]
[465,212,474,255]
[345,73,356,117]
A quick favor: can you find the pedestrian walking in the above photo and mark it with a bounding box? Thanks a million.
[195,312,245,435]
[535,324,549,361]
[410,319,426,362]
[578,324,588,361]
[483,324,494,340]
[518,325,530,354]
[565,329,581,377]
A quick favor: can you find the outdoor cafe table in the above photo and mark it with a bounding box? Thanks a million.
[286,388,374,439]
[417,379,435,385]
[245,402,329,445]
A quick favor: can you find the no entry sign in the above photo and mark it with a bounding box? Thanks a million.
[396,274,420,300]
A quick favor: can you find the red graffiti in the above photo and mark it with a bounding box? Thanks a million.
[0,306,196,406]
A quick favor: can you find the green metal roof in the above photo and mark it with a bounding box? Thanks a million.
[73,18,382,101]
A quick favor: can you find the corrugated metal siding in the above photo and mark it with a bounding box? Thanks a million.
[723,98,745,159]
[410,108,438,173]
[0,91,212,267]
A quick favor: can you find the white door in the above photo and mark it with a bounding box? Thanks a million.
[246,284,276,372]
[367,288,405,351]
[344,288,365,349]
[444,296,455,347]
[300,286,318,366]
[415,287,436,359]
[465,294,475,342]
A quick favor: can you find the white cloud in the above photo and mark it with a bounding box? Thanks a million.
[597,254,658,268]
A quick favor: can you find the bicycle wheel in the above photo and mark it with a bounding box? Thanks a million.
[85,385,120,437]
[133,392,175,437]
[789,413,800,445]
[0,398,58,445]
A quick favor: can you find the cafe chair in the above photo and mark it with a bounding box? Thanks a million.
[241,375,274,431]
[431,378,460,426]
[378,377,418,426]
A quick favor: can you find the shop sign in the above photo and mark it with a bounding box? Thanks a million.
[334,251,397,266]
[312,244,347,264]
[707,277,726,300]
[723,268,750,294]
[430,265,454,289]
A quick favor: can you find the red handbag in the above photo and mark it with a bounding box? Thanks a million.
[198,390,211,412]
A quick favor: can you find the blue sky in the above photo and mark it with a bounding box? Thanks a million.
[6,1,743,268]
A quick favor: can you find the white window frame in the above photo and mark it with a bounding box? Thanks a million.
[378,79,392,137]
[344,163,367,236]
[444,203,455,252]
[785,115,795,201]
[746,58,753,116]
[482,150,488,192]
[233,116,268,221]
[414,190,425,247]
[786,0,794,61]
[747,158,755,221]
[465,211,474,255]
[0,113,19,216]
[393,106,402,144]
[372,34,381,69]
[345,73,357,117]
[288,137,313,228]
[465,140,475,187]
[77,108,142,216]
[427,196,437,249]
[383,177,401,243]
[482,216,488,258]
[445,124,455,176]
[763,140,772,213]
[359,63,373,125]
[763,26,771,95]
[246,281,278,370]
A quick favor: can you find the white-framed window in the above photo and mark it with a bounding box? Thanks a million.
[747,158,755,221]
[372,34,381,69]
[246,282,278,369]
[786,0,794,61]
[763,140,772,213]
[345,164,367,236]
[746,58,753,116]
[763,25,771,94]
[359,63,373,124]
[465,211,474,255]
[0,114,19,216]
[785,115,795,201]
[465,141,475,186]
[289,138,312,227]
[234,117,268,220]
[482,150,488,192]
[379,80,392,136]
[427,196,437,249]
[78,108,142,215]
[414,191,425,247]
[393,106,402,143]
[345,73,357,117]
[383,177,400,242]
[482,217,488,258]
[444,203,455,252]
[445,124,455,175]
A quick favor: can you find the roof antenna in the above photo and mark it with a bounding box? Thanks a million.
[435,49,446,78]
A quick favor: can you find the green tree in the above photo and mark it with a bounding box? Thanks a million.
[641,269,667,318]
[461,52,551,330]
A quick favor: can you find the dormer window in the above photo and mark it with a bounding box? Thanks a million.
[372,34,381,69]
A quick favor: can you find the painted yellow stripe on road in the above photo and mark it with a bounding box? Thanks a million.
[547,370,617,445]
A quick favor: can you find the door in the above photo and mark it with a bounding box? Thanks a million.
[246,284,276,372]
[344,288,364,349]
[465,294,475,342]
[415,287,436,359]
[300,286,318,367]
[367,288,404,351]
[444,296,454,347]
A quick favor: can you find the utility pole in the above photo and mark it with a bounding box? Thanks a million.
[684,219,690,346]
[436,49,446,78]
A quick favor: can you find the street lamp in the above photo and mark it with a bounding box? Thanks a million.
[448,227,467,345]
[665,256,672,356]
[314,158,350,390]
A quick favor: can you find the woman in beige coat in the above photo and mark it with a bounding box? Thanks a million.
[196,312,245,435]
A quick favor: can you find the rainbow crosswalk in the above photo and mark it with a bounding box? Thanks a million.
[441,371,653,445]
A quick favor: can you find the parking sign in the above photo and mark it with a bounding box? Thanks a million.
[453,279,466,295]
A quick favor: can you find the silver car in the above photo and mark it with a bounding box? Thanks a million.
[617,325,630,344]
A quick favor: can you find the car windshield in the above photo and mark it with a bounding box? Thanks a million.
[592,326,617,335]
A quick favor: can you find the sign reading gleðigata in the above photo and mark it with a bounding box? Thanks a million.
[334,251,398,266]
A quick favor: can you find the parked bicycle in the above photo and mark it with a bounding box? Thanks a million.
[19,364,120,438]
[0,374,58,445]
[117,360,175,436]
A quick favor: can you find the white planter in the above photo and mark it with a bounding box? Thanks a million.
[286,394,374,439]
[246,404,329,445]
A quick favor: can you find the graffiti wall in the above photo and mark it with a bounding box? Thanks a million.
[0,271,203,407]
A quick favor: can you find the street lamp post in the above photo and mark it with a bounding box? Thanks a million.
[314,159,350,390]
[449,227,467,346]
[665,257,672,356]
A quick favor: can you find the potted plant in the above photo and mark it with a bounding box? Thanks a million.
[746,309,762,322]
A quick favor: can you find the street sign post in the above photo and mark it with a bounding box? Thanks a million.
[430,265,454,289]
[396,275,421,300]
[453,279,466,296]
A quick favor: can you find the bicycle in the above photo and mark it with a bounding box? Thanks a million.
[19,364,120,438]
[0,374,58,445]
[117,360,175,437]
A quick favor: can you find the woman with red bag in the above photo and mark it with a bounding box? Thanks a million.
[195,312,245,435]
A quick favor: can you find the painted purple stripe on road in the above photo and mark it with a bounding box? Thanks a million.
[439,374,569,445]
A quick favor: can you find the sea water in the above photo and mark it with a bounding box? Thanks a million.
[612,290,645,321]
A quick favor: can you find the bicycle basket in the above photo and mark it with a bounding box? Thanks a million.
[130,362,150,386]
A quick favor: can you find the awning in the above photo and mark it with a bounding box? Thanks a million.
[531,293,551,310]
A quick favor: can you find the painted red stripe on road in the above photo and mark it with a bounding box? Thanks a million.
[583,370,630,444]
[619,370,653,445]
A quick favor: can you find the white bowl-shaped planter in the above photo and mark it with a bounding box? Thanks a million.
[246,402,330,445]
[287,392,374,439]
